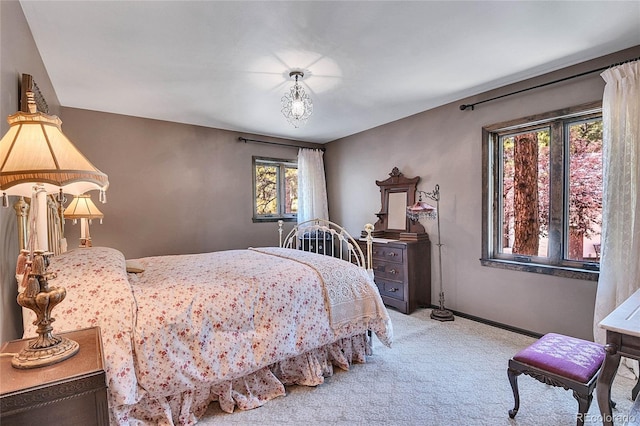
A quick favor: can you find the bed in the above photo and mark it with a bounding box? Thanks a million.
[15,209,393,425]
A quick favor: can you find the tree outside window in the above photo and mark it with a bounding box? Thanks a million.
[567,120,603,261]
[482,102,602,279]
[253,157,298,221]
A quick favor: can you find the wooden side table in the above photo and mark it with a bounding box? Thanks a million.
[1,327,109,426]
[596,289,640,426]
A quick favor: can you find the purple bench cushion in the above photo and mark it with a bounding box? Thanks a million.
[513,333,605,383]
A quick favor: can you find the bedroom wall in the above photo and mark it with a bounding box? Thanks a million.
[2,0,637,343]
[58,108,321,260]
[0,0,321,343]
[324,45,640,341]
[0,0,61,342]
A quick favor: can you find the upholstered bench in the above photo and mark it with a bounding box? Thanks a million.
[508,332,610,426]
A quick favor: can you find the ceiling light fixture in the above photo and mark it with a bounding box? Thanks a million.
[281,71,313,128]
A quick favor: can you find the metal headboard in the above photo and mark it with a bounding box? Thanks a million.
[279,219,373,272]
[14,195,66,256]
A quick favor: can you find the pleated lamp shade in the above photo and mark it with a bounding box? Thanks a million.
[0,109,109,198]
[63,194,104,221]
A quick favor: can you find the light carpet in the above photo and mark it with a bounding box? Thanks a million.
[199,308,636,425]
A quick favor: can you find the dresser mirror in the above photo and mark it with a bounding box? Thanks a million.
[387,191,408,230]
[371,167,426,241]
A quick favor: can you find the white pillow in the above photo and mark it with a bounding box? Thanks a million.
[125,259,145,273]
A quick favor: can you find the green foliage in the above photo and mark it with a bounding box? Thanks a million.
[255,165,278,214]
[285,166,298,214]
[254,161,298,217]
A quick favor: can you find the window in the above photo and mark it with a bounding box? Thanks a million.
[481,102,602,280]
[253,157,298,222]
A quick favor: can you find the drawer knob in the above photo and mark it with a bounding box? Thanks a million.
[388,287,399,292]
[387,252,397,257]
[389,269,397,275]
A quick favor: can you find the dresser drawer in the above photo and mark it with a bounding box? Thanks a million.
[373,262,404,282]
[371,246,404,263]
[376,279,405,301]
[358,238,430,314]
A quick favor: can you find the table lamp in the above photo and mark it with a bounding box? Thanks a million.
[0,90,108,368]
[64,194,104,247]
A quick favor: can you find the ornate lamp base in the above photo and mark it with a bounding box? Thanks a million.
[12,337,79,369]
[13,250,79,369]
[431,308,455,322]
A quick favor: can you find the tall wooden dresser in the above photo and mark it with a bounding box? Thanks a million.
[362,167,432,314]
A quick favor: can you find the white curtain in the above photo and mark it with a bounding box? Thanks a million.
[593,60,640,378]
[297,148,329,223]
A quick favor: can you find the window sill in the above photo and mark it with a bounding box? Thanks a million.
[252,217,296,223]
[480,258,599,281]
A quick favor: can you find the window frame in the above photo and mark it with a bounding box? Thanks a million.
[252,156,298,223]
[481,101,602,281]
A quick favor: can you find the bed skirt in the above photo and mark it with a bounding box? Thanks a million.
[112,333,371,425]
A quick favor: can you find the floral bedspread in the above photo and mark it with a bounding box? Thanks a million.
[250,247,390,333]
[22,247,392,425]
[21,247,140,408]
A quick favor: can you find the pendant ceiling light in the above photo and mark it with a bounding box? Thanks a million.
[281,71,313,128]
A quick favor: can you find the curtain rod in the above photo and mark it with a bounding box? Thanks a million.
[238,136,325,151]
[460,56,640,111]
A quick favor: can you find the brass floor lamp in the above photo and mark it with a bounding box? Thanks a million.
[407,184,454,322]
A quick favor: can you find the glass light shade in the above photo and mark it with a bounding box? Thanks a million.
[406,201,437,221]
[291,98,306,118]
[0,111,109,197]
[281,77,313,128]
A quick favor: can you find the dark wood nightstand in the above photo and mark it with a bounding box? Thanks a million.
[1,327,109,426]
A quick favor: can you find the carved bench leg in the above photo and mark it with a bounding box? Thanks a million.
[508,367,521,418]
[573,391,591,426]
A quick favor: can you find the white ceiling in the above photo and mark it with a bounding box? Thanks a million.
[20,1,640,143]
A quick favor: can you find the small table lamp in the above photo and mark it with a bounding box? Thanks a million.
[64,194,104,247]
